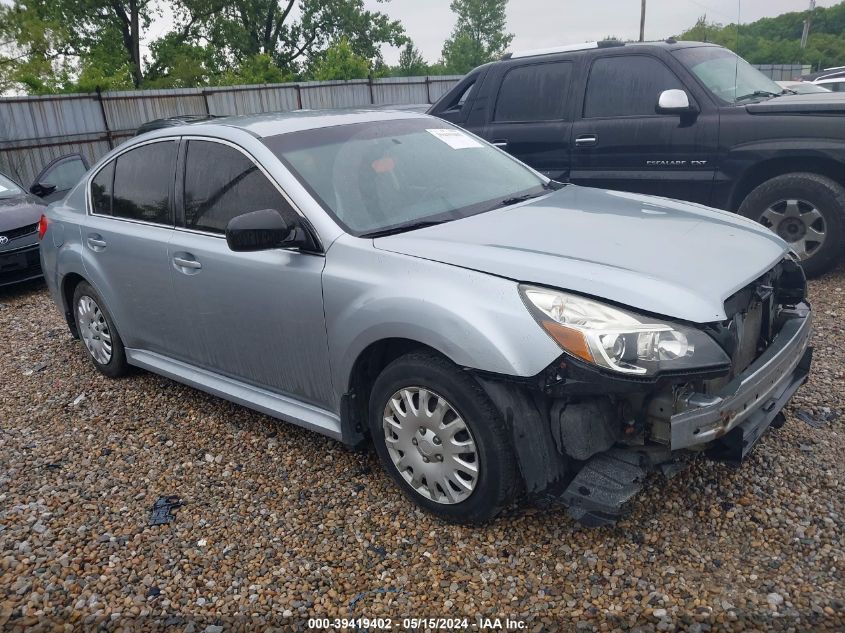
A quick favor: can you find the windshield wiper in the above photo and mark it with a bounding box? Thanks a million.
[734,90,780,103]
[361,219,448,238]
[498,189,552,207]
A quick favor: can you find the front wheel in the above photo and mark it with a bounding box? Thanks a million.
[368,351,519,524]
[738,173,845,277]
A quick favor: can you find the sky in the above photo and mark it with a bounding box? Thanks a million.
[145,0,841,66]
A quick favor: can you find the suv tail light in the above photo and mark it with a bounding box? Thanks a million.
[37,214,49,240]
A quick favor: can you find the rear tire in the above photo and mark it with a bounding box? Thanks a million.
[368,351,519,524]
[72,281,128,378]
[738,172,845,277]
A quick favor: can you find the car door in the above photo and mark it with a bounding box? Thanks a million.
[167,137,334,409]
[82,139,181,355]
[481,59,574,180]
[31,153,89,203]
[569,54,719,205]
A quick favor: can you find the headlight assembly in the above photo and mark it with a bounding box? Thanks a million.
[520,285,730,376]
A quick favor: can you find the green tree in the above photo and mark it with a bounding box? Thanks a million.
[144,34,219,88]
[310,38,370,80]
[0,0,156,91]
[676,2,845,70]
[441,0,512,74]
[220,53,292,85]
[173,0,406,77]
[396,40,427,76]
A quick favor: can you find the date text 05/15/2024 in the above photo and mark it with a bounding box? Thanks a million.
[307,617,528,630]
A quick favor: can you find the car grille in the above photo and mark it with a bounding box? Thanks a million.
[0,244,41,285]
[0,222,38,241]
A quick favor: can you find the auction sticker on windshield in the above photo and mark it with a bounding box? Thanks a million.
[427,128,483,150]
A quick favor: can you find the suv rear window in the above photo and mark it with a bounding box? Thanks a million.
[495,62,572,122]
[584,56,684,118]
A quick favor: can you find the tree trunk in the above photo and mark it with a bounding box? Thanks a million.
[129,0,142,87]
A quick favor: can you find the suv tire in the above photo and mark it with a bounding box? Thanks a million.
[368,351,518,524]
[738,172,845,277]
[72,281,128,378]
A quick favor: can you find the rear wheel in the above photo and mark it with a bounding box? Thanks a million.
[72,281,128,377]
[368,351,518,524]
[738,173,845,277]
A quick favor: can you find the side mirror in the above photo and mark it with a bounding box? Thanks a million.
[225,208,307,252]
[656,89,698,115]
[30,182,57,198]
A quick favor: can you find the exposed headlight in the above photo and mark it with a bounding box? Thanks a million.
[520,285,730,376]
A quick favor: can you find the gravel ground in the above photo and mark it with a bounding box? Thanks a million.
[1,264,844,632]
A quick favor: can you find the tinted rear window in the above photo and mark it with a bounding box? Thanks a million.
[91,161,114,216]
[112,141,176,224]
[495,62,572,122]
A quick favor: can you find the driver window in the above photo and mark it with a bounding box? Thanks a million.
[584,56,684,118]
[183,140,297,234]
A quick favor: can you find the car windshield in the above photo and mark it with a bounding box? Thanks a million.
[263,118,548,236]
[673,46,784,104]
[0,173,23,199]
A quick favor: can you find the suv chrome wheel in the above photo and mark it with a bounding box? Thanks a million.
[77,295,112,365]
[382,387,479,504]
[759,198,827,261]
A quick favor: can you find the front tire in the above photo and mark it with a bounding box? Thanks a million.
[368,351,519,524]
[738,173,845,277]
[72,281,128,378]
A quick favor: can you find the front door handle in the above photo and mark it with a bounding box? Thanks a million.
[172,255,202,273]
[575,134,598,147]
[86,234,106,251]
[492,141,509,148]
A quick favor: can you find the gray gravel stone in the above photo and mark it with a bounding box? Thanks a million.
[1,269,844,630]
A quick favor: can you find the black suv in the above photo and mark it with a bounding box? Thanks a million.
[428,40,845,276]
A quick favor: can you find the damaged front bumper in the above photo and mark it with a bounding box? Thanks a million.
[651,304,812,460]
[476,302,814,528]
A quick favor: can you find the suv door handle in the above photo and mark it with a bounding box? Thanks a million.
[172,255,202,273]
[86,234,106,250]
[492,141,509,148]
[575,134,598,147]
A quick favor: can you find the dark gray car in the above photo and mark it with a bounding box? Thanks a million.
[38,110,813,525]
[1,154,90,287]
[0,172,46,286]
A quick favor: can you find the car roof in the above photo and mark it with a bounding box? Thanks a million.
[503,39,717,61]
[152,108,430,139]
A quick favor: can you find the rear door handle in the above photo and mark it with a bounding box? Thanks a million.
[492,141,509,148]
[86,234,106,250]
[575,134,598,147]
[172,255,202,272]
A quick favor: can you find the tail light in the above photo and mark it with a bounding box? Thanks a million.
[37,214,49,240]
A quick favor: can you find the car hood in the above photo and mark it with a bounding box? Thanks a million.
[0,194,46,232]
[374,186,788,323]
[746,92,845,114]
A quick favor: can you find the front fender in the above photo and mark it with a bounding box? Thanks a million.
[322,236,562,398]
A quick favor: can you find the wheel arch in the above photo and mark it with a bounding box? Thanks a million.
[60,271,87,338]
[729,156,845,211]
[341,337,448,445]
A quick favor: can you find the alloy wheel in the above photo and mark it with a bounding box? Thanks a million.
[382,387,479,504]
[758,198,827,261]
[77,295,113,365]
